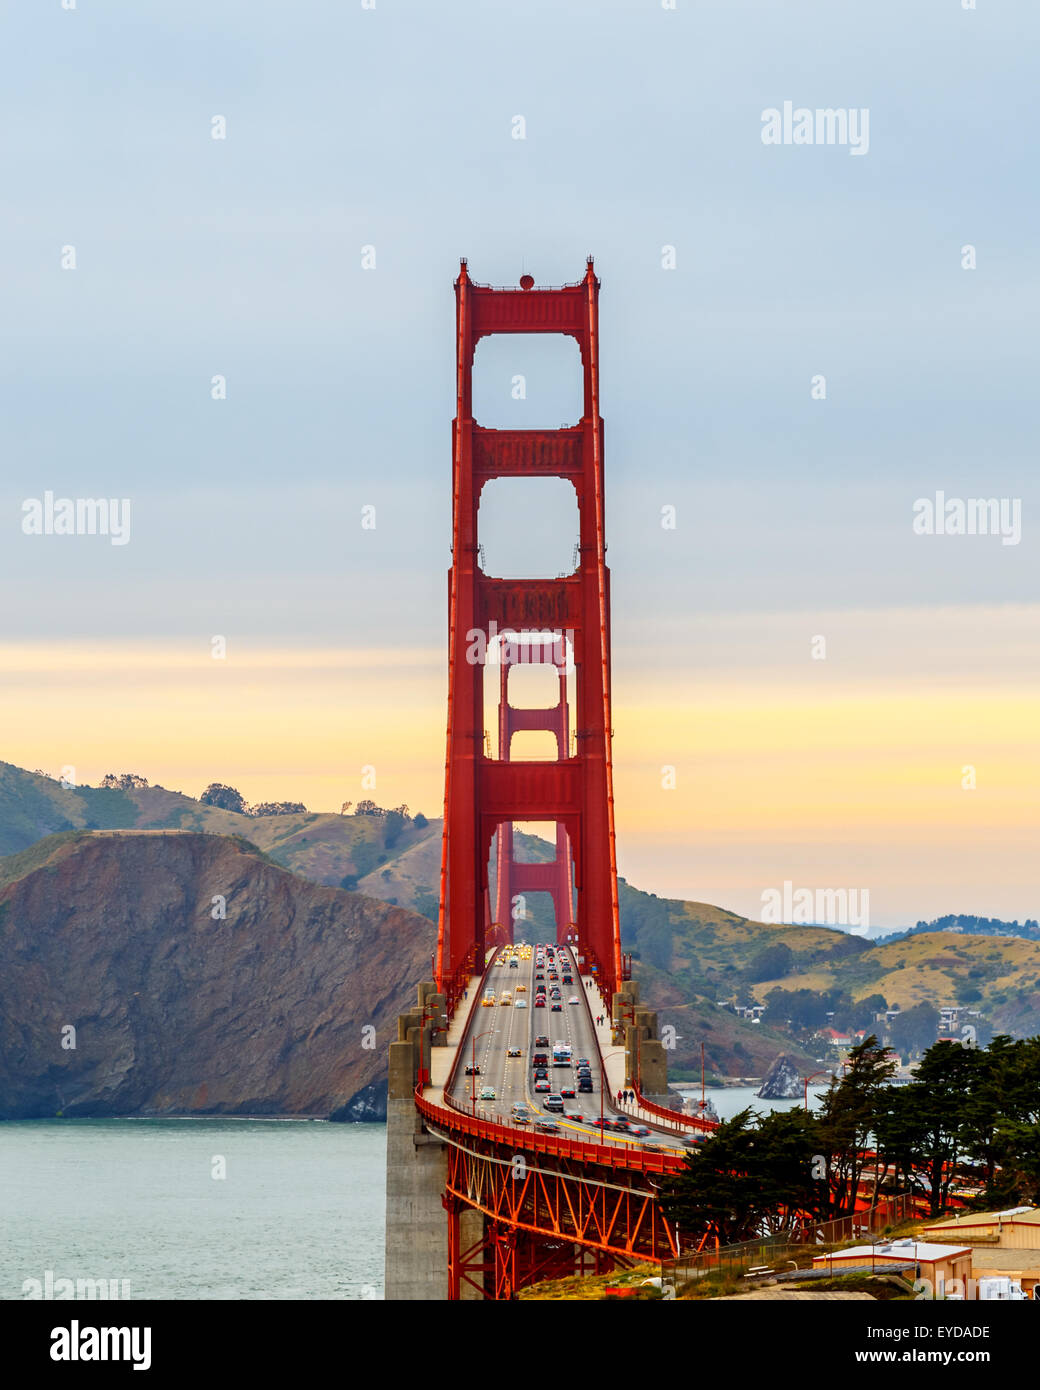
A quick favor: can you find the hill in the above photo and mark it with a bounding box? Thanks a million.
[0,761,433,892]
[0,830,434,1120]
[4,760,1037,1074]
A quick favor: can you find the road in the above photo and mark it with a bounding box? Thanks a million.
[448,944,689,1154]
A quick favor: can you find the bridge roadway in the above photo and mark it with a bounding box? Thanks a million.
[448,945,689,1154]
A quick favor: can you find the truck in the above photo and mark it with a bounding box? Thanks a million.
[978,1277,1027,1301]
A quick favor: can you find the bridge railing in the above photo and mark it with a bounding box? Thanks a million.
[631,1086,718,1135]
[417,1084,685,1177]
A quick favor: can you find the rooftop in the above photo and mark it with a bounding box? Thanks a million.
[815,1240,971,1263]
[925,1206,1040,1233]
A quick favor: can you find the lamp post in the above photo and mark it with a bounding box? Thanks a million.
[416,997,444,1090]
[802,1070,830,1111]
[599,1049,627,1138]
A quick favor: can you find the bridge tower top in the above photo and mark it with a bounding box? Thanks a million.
[435,261,622,1008]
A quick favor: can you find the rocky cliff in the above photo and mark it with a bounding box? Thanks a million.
[756,1053,806,1100]
[0,831,434,1121]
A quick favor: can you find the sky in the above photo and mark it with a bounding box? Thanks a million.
[1,0,1037,927]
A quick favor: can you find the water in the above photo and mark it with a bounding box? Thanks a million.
[673,1085,830,1122]
[0,1118,386,1300]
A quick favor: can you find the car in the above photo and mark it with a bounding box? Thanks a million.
[626,1124,651,1137]
[464,1065,481,1076]
[481,996,494,1007]
[516,983,527,992]
[578,1079,594,1093]
[478,1087,496,1101]
[568,996,580,1005]
[543,1094,564,1112]
[551,1003,562,1011]
[680,1134,710,1148]
[535,1036,549,1048]
[509,958,518,967]
[559,1087,576,1099]
[507,1048,522,1059]
[576,1058,590,1069]
[589,1116,611,1129]
[515,999,527,1008]
[565,1110,584,1121]
[576,1070,592,1081]
[607,1118,628,1132]
[562,975,573,984]
[512,1111,531,1125]
[533,1067,549,1080]
[535,972,544,981]
[534,998,546,1008]
[533,1120,559,1134]
[499,993,511,1006]
[534,1079,551,1093]
[532,1053,549,1066]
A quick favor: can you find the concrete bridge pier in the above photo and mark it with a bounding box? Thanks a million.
[612,981,675,1110]
[384,982,484,1300]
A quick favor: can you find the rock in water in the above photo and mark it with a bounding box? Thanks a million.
[756,1054,803,1100]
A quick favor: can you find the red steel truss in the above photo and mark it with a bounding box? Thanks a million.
[435,261,623,998]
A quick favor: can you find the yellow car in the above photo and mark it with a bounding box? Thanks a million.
[482,995,495,1007]
[516,983,527,992]
[499,992,512,1006]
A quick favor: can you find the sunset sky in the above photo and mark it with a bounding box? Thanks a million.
[2,1,1036,928]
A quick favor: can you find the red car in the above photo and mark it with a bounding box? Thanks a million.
[534,998,546,1008]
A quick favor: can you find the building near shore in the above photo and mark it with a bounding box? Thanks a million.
[922,1206,1040,1297]
[812,1239,972,1290]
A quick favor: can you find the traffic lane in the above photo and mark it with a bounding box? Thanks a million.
[455,947,686,1151]
[455,948,533,1117]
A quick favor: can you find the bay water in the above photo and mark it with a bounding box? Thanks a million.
[0,1118,386,1300]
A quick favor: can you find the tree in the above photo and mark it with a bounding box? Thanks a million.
[815,1035,897,1214]
[745,942,793,983]
[383,809,407,849]
[354,799,383,817]
[250,801,306,816]
[340,801,353,815]
[876,1043,978,1217]
[100,772,149,790]
[660,1107,826,1245]
[199,783,247,813]
[888,1003,939,1059]
[413,813,429,830]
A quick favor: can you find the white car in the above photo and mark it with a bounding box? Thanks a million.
[568,995,580,1005]
[515,999,527,1009]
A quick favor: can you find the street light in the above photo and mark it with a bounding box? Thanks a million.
[802,1070,830,1111]
[416,994,449,1091]
[599,1049,628,1137]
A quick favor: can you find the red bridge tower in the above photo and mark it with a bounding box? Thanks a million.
[434,259,623,1003]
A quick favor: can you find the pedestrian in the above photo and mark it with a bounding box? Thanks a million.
[616,1089,623,1106]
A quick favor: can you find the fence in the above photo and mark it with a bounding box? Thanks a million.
[662,1193,918,1286]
